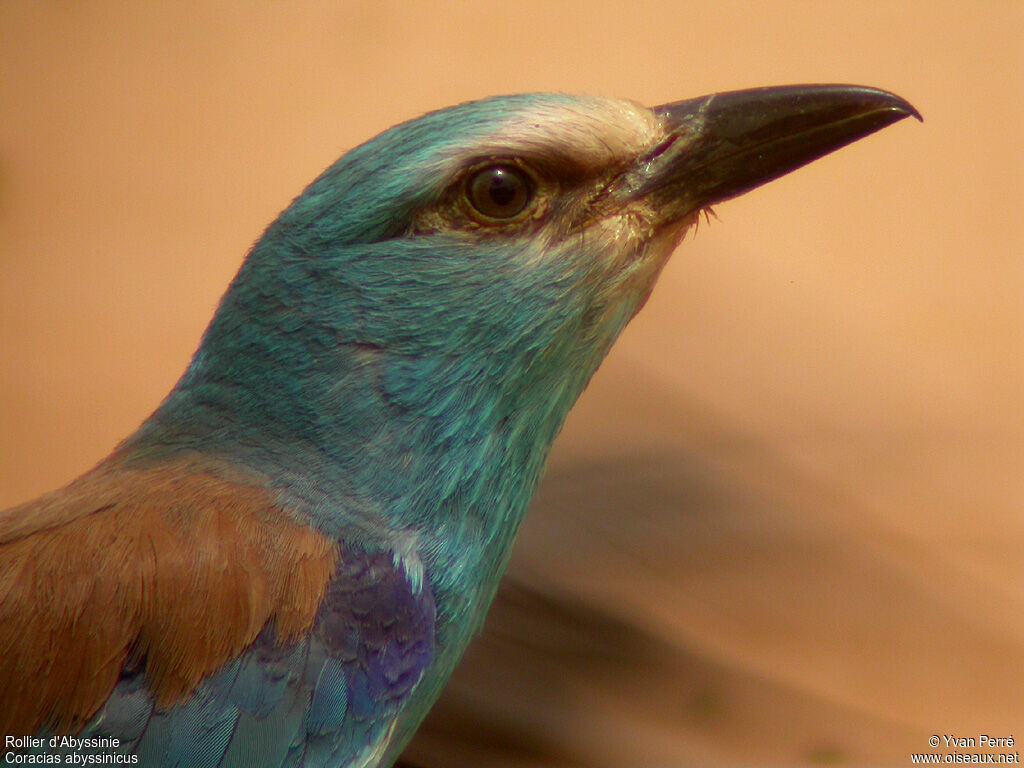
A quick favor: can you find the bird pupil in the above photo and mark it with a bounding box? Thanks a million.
[488,171,518,207]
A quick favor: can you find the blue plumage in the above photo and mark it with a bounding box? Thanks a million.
[1,86,917,766]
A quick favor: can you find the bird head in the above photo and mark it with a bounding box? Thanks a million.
[248,86,918,359]
[130,86,917,536]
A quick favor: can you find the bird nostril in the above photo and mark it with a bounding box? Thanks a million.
[642,133,679,164]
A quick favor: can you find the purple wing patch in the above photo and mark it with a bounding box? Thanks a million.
[314,548,436,721]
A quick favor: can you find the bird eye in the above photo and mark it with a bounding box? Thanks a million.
[466,164,533,220]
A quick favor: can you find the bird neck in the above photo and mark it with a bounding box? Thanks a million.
[120,234,637,610]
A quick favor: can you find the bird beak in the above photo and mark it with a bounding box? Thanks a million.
[627,84,921,215]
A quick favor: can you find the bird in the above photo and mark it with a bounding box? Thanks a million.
[0,85,918,767]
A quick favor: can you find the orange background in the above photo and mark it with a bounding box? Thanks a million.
[1,3,1021,765]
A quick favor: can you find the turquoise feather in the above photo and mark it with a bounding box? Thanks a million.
[2,86,918,767]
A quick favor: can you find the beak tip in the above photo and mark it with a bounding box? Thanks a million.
[883,91,923,123]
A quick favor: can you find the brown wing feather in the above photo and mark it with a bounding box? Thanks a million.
[0,456,337,734]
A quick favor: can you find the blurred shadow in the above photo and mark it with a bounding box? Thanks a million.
[398,451,911,767]
[401,423,1022,765]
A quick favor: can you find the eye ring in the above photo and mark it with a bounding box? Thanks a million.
[465,163,535,221]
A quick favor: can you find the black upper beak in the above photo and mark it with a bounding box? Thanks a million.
[631,84,920,212]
